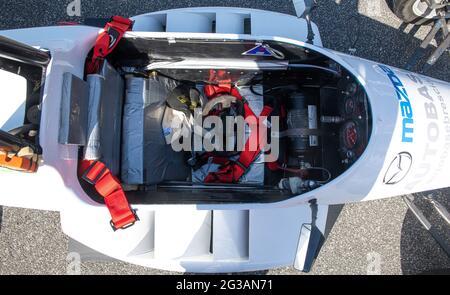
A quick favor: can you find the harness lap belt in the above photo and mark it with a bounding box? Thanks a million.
[86,16,133,74]
[203,85,273,183]
[81,160,138,231]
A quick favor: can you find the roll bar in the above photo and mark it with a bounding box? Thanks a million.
[0,35,51,67]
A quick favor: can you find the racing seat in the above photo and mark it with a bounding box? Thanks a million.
[121,75,191,185]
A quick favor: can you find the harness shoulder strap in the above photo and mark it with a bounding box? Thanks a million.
[81,160,138,231]
[86,16,134,74]
[204,104,273,183]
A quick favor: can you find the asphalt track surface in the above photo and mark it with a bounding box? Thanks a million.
[0,0,449,275]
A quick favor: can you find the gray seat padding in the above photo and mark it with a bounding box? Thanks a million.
[84,62,124,176]
[121,76,191,185]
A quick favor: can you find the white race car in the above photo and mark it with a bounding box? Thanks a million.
[0,2,449,273]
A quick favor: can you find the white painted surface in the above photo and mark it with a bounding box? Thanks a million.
[132,7,322,46]
[61,207,156,258]
[166,12,215,33]
[0,25,100,212]
[213,210,249,261]
[154,208,212,260]
[216,12,249,34]
[132,14,165,32]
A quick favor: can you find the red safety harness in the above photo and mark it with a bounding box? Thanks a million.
[86,16,134,75]
[203,85,273,183]
[81,16,137,231]
[80,160,138,231]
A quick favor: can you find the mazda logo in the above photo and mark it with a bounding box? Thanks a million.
[383,152,413,185]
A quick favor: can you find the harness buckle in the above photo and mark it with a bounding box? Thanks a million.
[110,210,140,231]
[82,161,108,185]
[233,160,248,172]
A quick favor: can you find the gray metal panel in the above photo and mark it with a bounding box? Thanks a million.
[58,72,89,146]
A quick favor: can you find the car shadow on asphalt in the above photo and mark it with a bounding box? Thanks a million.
[400,190,450,274]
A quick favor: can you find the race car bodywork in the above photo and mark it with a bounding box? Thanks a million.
[0,5,449,273]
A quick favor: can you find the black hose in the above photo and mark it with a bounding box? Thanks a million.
[287,64,341,78]
[250,83,264,96]
[8,124,38,137]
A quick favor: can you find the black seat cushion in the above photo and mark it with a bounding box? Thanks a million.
[122,76,190,185]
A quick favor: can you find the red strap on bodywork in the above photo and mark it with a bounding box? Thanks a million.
[86,16,133,74]
[204,70,240,99]
[204,84,238,99]
[81,160,138,231]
